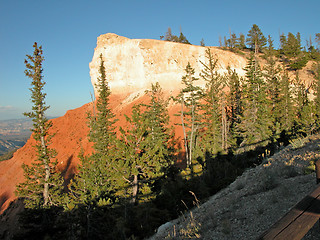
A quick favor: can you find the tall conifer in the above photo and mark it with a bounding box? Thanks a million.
[263,36,282,137]
[293,73,314,135]
[175,63,203,168]
[313,63,320,129]
[199,48,224,154]
[118,83,174,203]
[225,67,242,148]
[70,54,118,206]
[246,24,266,54]
[237,53,272,146]
[277,67,294,135]
[16,42,64,208]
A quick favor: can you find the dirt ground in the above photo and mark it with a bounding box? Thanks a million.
[150,134,320,239]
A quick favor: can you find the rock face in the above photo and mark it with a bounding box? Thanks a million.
[89,33,247,97]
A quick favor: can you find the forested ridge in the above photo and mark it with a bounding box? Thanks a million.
[2,25,320,239]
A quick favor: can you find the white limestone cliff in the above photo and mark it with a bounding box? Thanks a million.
[89,33,247,97]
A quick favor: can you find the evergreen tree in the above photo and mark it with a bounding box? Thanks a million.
[282,32,301,58]
[316,33,320,50]
[277,66,294,135]
[223,36,228,48]
[68,54,119,239]
[313,62,320,129]
[225,67,242,148]
[175,63,203,168]
[227,32,237,49]
[280,32,308,70]
[293,73,314,135]
[199,48,224,154]
[307,35,320,61]
[16,42,64,208]
[237,33,246,50]
[236,52,272,146]
[118,83,174,204]
[178,31,191,44]
[70,54,118,206]
[263,36,282,137]
[246,24,266,54]
[162,27,190,44]
[164,27,174,41]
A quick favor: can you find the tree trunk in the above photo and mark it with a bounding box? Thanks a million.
[221,101,227,150]
[39,112,50,207]
[180,96,189,166]
[189,99,196,168]
[132,174,138,204]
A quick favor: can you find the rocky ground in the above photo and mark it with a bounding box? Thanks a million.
[149,135,320,240]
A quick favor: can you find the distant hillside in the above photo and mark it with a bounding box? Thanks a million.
[0,118,60,156]
[0,119,32,155]
[0,139,26,156]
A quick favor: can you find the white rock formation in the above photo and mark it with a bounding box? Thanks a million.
[89,33,247,97]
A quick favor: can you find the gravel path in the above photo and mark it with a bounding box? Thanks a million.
[149,135,320,239]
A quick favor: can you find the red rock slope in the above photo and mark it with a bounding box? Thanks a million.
[0,91,184,214]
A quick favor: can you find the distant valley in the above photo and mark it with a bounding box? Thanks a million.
[0,118,32,156]
[0,118,32,155]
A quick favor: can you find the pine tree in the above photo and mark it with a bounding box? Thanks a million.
[293,73,314,135]
[313,63,320,129]
[70,54,118,206]
[68,54,119,239]
[163,27,190,44]
[277,66,294,135]
[225,67,242,148]
[236,52,272,146]
[175,63,203,168]
[280,32,308,70]
[237,33,246,50]
[246,24,266,54]
[16,42,64,208]
[178,31,191,44]
[118,83,174,204]
[263,36,282,137]
[316,33,320,50]
[199,48,224,154]
[227,32,237,49]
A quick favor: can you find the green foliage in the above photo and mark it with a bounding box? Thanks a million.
[236,53,272,146]
[14,27,320,240]
[277,68,294,134]
[199,48,225,155]
[16,42,64,209]
[313,63,320,129]
[246,24,267,53]
[237,33,246,50]
[263,36,283,137]
[89,54,118,156]
[161,27,191,44]
[175,63,203,168]
[118,82,175,203]
[222,32,246,51]
[292,73,315,135]
[280,32,308,70]
[225,67,243,147]
[70,55,119,207]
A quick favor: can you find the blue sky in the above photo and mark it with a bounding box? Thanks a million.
[0,0,319,120]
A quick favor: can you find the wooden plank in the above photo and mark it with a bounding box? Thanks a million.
[258,184,320,239]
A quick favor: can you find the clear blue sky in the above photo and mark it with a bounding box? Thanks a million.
[0,0,319,120]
